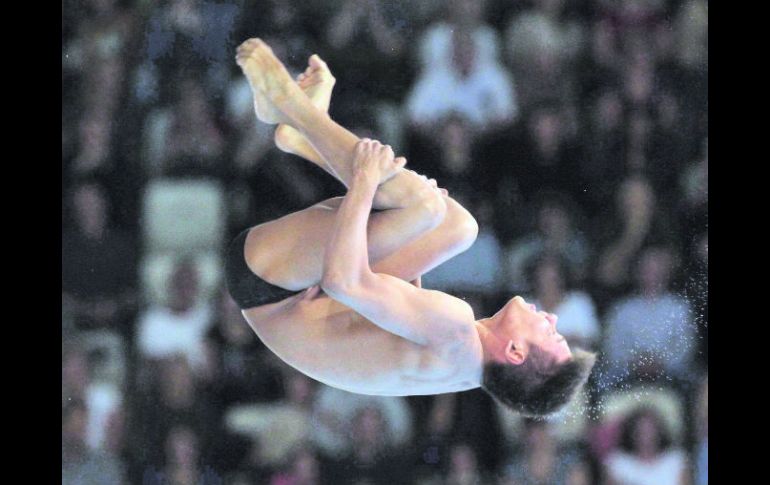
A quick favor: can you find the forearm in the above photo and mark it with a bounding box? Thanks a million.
[322,171,378,290]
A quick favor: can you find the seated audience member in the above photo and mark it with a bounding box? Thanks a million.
[268,445,323,485]
[325,406,414,484]
[130,355,217,473]
[62,180,137,331]
[604,406,689,485]
[136,258,214,374]
[205,289,285,405]
[406,0,517,134]
[62,339,125,454]
[62,399,127,485]
[500,418,591,485]
[600,245,695,390]
[445,442,491,485]
[504,0,585,112]
[505,192,591,293]
[591,174,678,311]
[310,385,412,461]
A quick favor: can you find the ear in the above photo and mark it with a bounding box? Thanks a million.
[504,340,526,366]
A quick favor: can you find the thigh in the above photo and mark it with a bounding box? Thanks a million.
[243,196,438,291]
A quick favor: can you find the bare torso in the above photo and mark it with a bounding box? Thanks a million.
[242,290,484,396]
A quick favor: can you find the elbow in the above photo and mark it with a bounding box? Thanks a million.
[320,273,346,297]
[320,272,358,299]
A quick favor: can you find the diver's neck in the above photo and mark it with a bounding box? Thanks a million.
[474,319,505,365]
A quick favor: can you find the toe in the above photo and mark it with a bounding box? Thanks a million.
[309,54,327,69]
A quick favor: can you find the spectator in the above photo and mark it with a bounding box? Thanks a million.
[130,354,218,479]
[310,386,412,461]
[62,339,125,454]
[678,139,708,242]
[575,18,623,101]
[604,406,689,485]
[69,109,117,176]
[137,0,239,94]
[600,245,695,390]
[592,174,677,310]
[63,399,127,485]
[481,103,587,216]
[323,0,414,108]
[673,0,708,141]
[62,180,138,331]
[325,406,413,484]
[252,370,318,468]
[580,87,626,215]
[413,393,457,481]
[674,0,708,71]
[205,289,285,406]
[445,442,491,485]
[64,0,137,176]
[623,107,653,174]
[405,114,480,202]
[269,445,323,485]
[135,258,214,374]
[414,390,504,476]
[526,254,600,351]
[504,0,585,112]
[500,419,589,485]
[163,77,226,176]
[406,0,517,133]
[160,425,209,485]
[648,86,692,203]
[504,192,592,294]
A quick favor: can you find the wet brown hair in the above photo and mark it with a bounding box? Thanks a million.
[481,347,596,417]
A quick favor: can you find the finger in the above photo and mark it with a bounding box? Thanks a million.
[439,188,449,196]
[394,157,407,169]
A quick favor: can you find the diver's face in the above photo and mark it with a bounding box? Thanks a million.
[503,296,572,363]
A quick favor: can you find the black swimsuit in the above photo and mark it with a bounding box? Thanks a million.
[224,229,300,310]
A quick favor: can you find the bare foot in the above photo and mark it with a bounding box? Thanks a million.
[275,54,336,154]
[236,38,297,125]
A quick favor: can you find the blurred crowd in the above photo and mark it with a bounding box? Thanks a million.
[62,0,708,484]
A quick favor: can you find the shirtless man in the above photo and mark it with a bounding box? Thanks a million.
[227,38,595,417]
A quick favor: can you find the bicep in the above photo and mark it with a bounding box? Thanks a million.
[330,272,473,345]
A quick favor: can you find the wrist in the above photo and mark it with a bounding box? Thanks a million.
[352,169,379,189]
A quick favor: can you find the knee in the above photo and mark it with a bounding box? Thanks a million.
[445,197,479,251]
[418,189,448,230]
